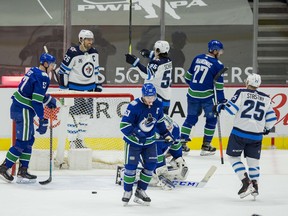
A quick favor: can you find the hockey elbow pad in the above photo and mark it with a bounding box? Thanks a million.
[43,94,57,109]
[140,49,154,59]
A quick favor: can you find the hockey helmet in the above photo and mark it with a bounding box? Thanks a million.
[142,83,156,97]
[78,29,94,43]
[245,73,261,88]
[39,53,56,65]
[154,40,170,54]
[208,40,224,53]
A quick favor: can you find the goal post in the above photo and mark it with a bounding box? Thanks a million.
[28,91,134,169]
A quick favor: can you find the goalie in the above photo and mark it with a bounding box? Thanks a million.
[150,114,189,190]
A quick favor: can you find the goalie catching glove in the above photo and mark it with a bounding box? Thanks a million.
[125,54,140,67]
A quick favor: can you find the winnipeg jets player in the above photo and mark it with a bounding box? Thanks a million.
[0,53,57,183]
[120,83,173,206]
[125,40,172,114]
[180,40,226,155]
[58,29,102,148]
[214,73,277,199]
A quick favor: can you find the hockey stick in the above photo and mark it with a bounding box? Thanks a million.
[39,113,53,185]
[213,67,228,165]
[172,165,217,188]
[128,0,132,54]
[115,165,217,188]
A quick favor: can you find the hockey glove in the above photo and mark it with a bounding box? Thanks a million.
[94,84,103,92]
[132,128,146,144]
[163,131,174,143]
[36,119,48,135]
[43,94,57,109]
[213,103,225,115]
[140,49,153,59]
[125,54,140,67]
[263,127,270,135]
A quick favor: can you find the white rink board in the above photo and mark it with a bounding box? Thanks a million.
[0,86,287,138]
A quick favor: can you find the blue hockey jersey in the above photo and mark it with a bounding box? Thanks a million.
[120,97,168,147]
[11,67,50,119]
[185,54,225,102]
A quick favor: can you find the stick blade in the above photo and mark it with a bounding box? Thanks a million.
[39,177,52,185]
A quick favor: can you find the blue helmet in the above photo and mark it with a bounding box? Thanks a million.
[40,53,56,65]
[142,83,156,97]
[208,40,224,52]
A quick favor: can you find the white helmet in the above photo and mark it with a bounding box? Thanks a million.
[78,29,94,43]
[246,73,261,88]
[154,40,170,54]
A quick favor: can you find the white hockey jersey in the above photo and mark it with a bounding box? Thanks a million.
[59,46,100,91]
[145,57,172,101]
[224,88,277,140]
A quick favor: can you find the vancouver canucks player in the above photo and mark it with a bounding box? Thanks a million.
[120,83,174,206]
[0,53,57,183]
[180,40,226,155]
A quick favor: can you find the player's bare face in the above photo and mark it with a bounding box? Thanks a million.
[216,49,224,58]
[143,96,156,107]
[83,38,94,50]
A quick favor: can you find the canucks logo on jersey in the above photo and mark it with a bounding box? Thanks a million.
[139,113,157,132]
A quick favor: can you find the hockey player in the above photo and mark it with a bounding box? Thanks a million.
[125,40,172,114]
[0,53,57,183]
[180,40,226,155]
[120,83,174,206]
[57,29,102,148]
[151,114,188,190]
[214,73,277,199]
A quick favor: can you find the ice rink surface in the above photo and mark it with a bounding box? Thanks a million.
[0,150,287,216]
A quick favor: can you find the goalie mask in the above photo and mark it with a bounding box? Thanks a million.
[154,40,170,54]
[78,29,94,43]
[245,73,261,88]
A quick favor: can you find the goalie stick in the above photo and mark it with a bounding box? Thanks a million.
[115,165,217,188]
[39,113,53,185]
[213,67,228,165]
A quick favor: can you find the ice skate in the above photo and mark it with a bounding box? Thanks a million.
[251,180,259,199]
[16,166,37,184]
[181,138,191,153]
[134,188,151,206]
[70,138,87,149]
[200,142,216,156]
[122,190,132,206]
[238,173,255,199]
[0,162,14,183]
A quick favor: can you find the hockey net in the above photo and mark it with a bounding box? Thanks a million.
[31,91,134,169]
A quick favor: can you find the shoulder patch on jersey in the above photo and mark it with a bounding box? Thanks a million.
[123,109,130,117]
[41,72,49,77]
[130,100,138,106]
[69,47,77,52]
